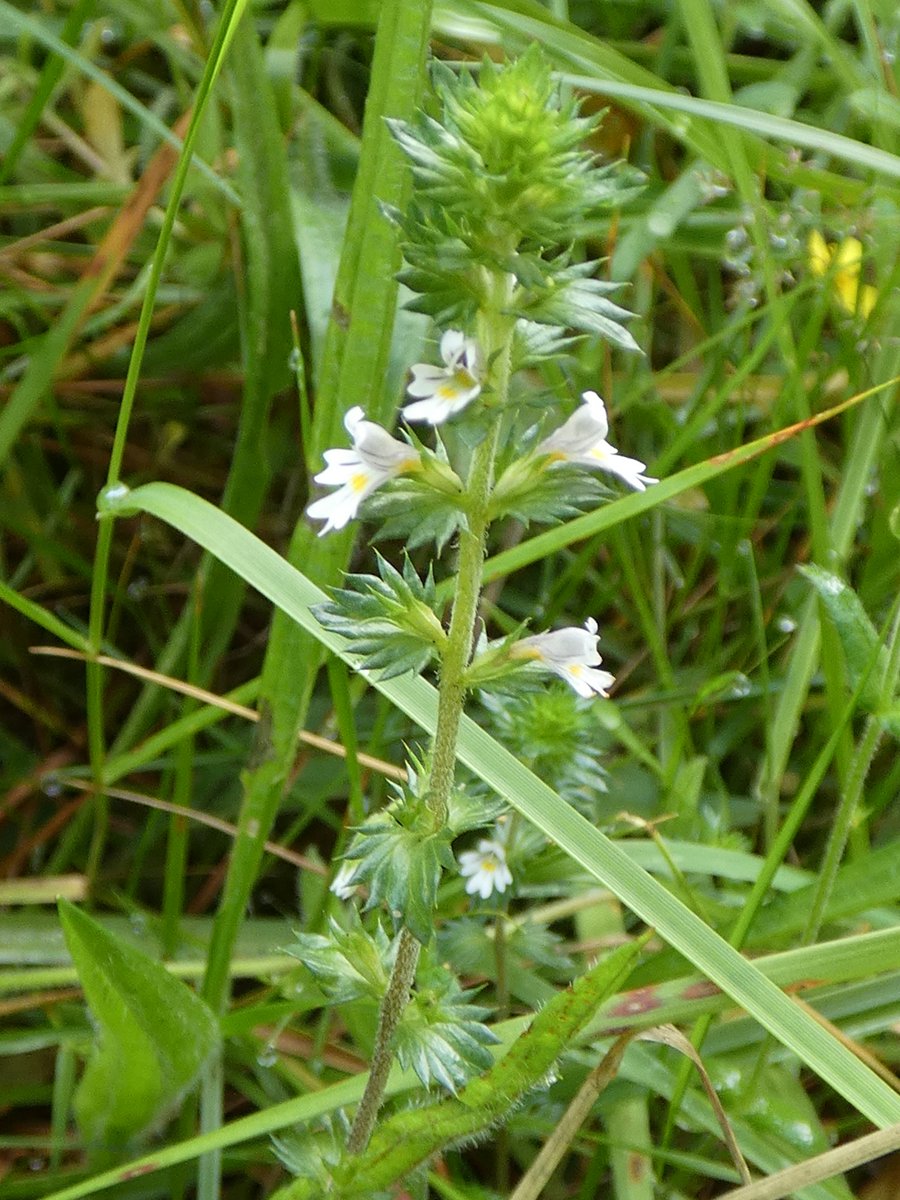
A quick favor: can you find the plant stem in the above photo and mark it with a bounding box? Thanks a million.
[346,273,515,1153]
[345,427,500,1154]
[346,925,420,1154]
[425,425,502,825]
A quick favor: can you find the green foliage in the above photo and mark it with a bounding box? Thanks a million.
[363,466,465,550]
[516,258,641,353]
[58,899,219,1156]
[287,917,394,1004]
[489,456,609,525]
[314,555,447,679]
[342,784,456,944]
[393,956,498,1092]
[389,46,643,342]
[270,936,646,1199]
[480,688,608,812]
[800,564,899,736]
[4,4,900,1200]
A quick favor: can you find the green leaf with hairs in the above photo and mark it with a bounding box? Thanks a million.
[58,900,219,1156]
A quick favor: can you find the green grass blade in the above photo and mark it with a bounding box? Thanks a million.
[198,0,435,1018]
[0,580,92,653]
[102,480,900,1128]
[0,1,240,203]
[462,384,892,596]
[0,0,96,184]
[35,920,900,1200]
[83,0,252,888]
[465,0,900,181]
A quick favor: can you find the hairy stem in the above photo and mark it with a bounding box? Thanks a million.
[346,925,420,1154]
[425,423,502,824]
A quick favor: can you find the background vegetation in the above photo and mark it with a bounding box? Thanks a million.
[1,1,898,1198]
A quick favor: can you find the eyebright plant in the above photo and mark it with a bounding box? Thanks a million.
[279,45,657,1196]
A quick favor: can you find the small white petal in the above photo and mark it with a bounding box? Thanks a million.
[330,860,360,899]
[403,331,483,425]
[356,424,420,473]
[440,328,467,366]
[307,482,369,534]
[459,838,512,899]
[580,390,609,437]
[561,663,616,698]
[510,619,614,699]
[307,410,420,534]
[537,391,655,491]
[344,405,366,435]
[407,363,451,396]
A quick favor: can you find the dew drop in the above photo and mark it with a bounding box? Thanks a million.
[730,674,752,698]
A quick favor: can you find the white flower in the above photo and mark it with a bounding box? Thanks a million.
[307,406,420,535]
[330,860,360,900]
[458,838,513,900]
[510,617,615,699]
[403,330,482,425]
[537,390,656,491]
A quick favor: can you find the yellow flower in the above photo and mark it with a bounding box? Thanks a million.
[808,230,876,319]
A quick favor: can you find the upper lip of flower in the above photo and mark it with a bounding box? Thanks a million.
[536,390,656,491]
[306,406,420,535]
[402,330,483,425]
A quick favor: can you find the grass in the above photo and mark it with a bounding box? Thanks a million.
[1,1,899,1199]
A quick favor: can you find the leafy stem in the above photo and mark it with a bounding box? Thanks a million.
[345,271,515,1153]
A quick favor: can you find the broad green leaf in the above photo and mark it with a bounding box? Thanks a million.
[58,899,219,1153]
[97,480,900,1130]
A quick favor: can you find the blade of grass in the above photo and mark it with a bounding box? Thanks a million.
[197,0,435,1024]
[459,381,895,596]
[465,1,900,182]
[0,0,96,184]
[101,479,900,1128]
[83,0,252,892]
[0,1,240,204]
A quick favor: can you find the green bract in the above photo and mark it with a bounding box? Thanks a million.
[313,554,446,680]
[343,788,456,945]
[393,955,498,1093]
[287,917,395,1005]
[388,45,644,343]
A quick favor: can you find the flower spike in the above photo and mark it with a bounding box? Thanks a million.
[307,407,421,535]
[511,617,614,699]
[403,330,482,425]
[537,391,656,492]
